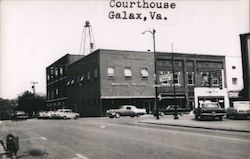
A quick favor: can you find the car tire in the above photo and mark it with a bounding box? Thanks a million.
[218,116,223,121]
[195,115,199,120]
[115,113,120,118]
[63,116,67,120]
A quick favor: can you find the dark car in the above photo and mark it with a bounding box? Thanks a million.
[159,105,191,115]
[193,102,226,121]
[106,105,146,118]
[11,111,29,121]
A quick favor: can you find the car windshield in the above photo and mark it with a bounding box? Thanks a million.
[202,103,220,108]
[167,105,179,109]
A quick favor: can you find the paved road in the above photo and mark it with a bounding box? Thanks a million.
[0,116,250,159]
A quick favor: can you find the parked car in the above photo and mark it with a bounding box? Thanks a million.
[193,102,226,120]
[226,101,250,119]
[53,109,80,119]
[159,105,191,115]
[11,111,29,121]
[106,105,146,118]
[38,111,55,119]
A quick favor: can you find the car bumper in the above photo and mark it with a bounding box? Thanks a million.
[200,113,225,117]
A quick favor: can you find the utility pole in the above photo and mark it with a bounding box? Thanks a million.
[30,82,38,95]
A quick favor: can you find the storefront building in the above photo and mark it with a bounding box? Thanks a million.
[156,52,226,109]
[46,49,226,116]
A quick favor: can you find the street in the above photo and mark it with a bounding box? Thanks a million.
[0,116,250,159]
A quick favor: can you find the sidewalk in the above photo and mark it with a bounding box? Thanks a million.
[139,113,250,133]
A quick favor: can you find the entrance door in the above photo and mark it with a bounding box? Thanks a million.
[143,101,153,114]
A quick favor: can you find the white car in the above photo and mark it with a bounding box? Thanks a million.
[53,109,80,119]
[38,111,55,119]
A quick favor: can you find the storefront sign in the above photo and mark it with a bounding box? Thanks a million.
[111,82,146,87]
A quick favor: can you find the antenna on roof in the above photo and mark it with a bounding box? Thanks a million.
[79,21,95,55]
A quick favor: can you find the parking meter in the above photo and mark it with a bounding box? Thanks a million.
[6,134,19,154]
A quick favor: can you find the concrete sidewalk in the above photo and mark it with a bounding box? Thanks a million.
[138,113,250,133]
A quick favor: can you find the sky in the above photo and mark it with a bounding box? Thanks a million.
[0,0,249,99]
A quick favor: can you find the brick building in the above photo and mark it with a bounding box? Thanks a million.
[46,54,84,109]
[46,49,226,116]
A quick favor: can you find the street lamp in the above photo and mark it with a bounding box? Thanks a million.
[171,51,179,120]
[142,29,159,120]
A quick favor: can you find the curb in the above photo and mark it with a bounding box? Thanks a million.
[138,121,250,133]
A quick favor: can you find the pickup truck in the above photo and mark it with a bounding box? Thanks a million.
[194,102,226,121]
[106,105,146,118]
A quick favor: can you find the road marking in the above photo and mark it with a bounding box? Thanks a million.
[70,153,89,159]
[19,136,47,141]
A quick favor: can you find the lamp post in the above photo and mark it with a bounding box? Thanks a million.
[171,43,178,120]
[142,29,159,120]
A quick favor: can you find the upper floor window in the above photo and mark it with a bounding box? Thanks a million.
[94,68,98,78]
[55,68,58,76]
[212,78,219,86]
[187,72,194,85]
[141,68,149,79]
[87,71,90,80]
[47,75,50,80]
[232,66,236,69]
[124,67,132,78]
[60,67,63,75]
[108,67,115,77]
[173,72,180,85]
[201,72,209,86]
[232,78,238,85]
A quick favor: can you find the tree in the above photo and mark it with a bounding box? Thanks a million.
[17,91,47,116]
[0,98,16,120]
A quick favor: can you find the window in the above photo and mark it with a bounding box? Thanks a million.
[80,74,84,82]
[173,72,180,85]
[47,75,50,80]
[212,79,219,86]
[232,66,236,69]
[232,78,238,85]
[55,68,58,76]
[124,67,132,78]
[55,88,59,95]
[94,68,98,78]
[201,72,209,86]
[108,67,115,77]
[141,68,149,78]
[87,71,90,80]
[79,74,84,86]
[60,67,63,75]
[187,72,194,85]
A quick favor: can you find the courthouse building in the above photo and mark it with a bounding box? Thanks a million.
[46,49,226,117]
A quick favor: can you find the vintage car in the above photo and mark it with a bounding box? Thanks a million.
[52,109,80,119]
[38,111,55,119]
[226,101,250,119]
[193,102,226,120]
[11,111,29,121]
[106,105,146,118]
[159,105,191,115]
